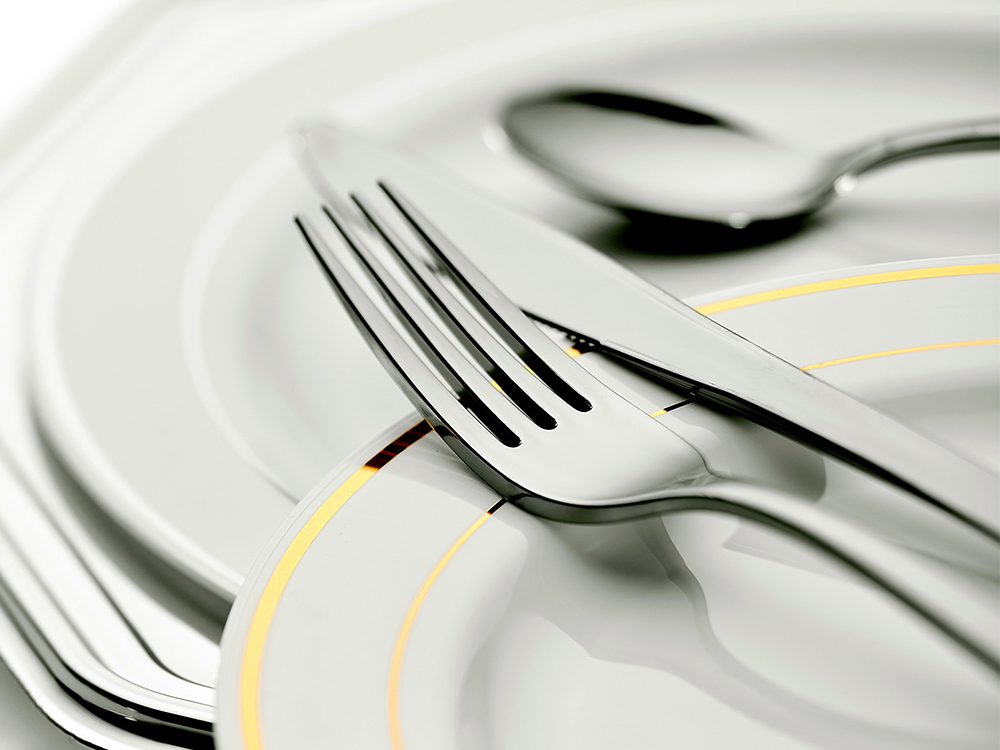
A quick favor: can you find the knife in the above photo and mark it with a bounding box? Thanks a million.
[293,122,999,546]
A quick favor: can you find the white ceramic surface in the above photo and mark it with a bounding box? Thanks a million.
[215,265,999,750]
[27,0,999,604]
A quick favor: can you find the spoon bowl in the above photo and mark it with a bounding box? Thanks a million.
[502,90,999,229]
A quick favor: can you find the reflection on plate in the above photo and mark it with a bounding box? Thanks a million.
[216,264,999,750]
[28,0,998,605]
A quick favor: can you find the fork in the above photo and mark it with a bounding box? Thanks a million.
[295,182,999,673]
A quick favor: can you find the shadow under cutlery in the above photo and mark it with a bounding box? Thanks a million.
[586,210,815,255]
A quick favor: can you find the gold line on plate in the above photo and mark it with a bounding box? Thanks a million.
[387,500,505,750]
[239,422,431,750]
[801,339,1000,371]
[694,263,999,316]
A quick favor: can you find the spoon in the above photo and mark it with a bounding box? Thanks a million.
[501,90,1000,229]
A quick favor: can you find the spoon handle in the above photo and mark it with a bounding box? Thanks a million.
[839,116,999,179]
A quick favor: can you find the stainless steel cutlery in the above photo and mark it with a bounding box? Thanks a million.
[5,2,998,746]
[295,124,1000,557]
[295,175,999,672]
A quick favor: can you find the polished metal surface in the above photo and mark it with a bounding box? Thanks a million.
[502,90,1000,227]
[295,178,998,673]
[295,124,1000,557]
[2,2,997,746]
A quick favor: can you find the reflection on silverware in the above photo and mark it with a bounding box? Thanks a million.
[5,1,997,746]
[501,90,1000,228]
[295,124,1000,565]
[295,181,998,673]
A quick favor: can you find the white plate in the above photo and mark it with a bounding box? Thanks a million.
[215,264,999,750]
[28,0,999,602]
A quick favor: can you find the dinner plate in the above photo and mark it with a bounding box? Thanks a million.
[215,263,999,750]
[28,0,999,603]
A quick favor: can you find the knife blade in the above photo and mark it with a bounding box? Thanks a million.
[293,122,999,544]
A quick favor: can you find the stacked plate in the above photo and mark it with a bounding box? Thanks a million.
[0,0,995,748]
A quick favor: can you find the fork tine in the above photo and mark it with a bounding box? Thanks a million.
[295,213,518,447]
[379,181,595,413]
[351,193,565,430]
[318,202,542,445]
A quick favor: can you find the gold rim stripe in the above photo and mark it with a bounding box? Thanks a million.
[239,421,431,750]
[801,339,1000,371]
[694,263,999,315]
[387,499,505,750]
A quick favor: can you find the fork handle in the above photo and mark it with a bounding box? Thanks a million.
[595,481,1000,674]
[600,340,1000,544]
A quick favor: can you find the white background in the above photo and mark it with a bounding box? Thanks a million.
[0,0,133,126]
